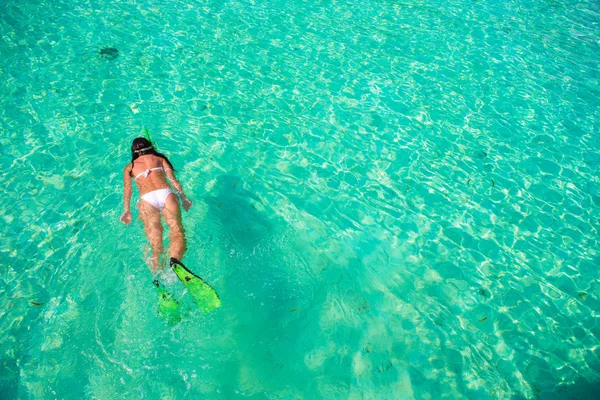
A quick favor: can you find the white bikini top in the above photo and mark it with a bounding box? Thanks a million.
[134,167,164,181]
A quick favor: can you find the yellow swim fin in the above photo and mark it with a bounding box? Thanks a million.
[170,258,221,312]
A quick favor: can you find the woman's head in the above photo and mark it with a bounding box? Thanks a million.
[131,137,154,158]
[129,137,174,174]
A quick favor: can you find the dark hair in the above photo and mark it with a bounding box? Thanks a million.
[130,137,175,175]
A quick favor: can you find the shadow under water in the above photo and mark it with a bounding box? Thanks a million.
[535,377,600,400]
[198,174,320,396]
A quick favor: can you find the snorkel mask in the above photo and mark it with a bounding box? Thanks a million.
[134,146,153,154]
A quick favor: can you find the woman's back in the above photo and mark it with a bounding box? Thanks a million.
[131,154,170,195]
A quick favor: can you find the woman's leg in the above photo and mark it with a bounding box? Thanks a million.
[138,200,164,271]
[162,194,187,262]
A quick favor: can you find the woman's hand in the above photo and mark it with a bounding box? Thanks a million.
[120,210,132,225]
[182,198,192,212]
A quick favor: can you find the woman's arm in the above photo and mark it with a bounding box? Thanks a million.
[163,160,192,211]
[120,165,133,224]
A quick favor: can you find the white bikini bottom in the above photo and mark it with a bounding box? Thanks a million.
[140,188,173,211]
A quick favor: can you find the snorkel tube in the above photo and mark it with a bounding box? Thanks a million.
[143,127,157,150]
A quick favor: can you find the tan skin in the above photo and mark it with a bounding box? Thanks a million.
[120,154,192,271]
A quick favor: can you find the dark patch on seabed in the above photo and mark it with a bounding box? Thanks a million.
[0,357,18,399]
[515,376,600,400]
[99,46,119,60]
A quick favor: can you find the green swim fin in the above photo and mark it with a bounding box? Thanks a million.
[154,280,181,323]
[170,258,221,312]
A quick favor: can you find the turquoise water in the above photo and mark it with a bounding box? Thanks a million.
[1,0,599,398]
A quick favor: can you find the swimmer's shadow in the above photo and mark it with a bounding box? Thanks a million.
[202,175,270,246]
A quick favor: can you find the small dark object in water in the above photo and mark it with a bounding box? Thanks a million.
[376,361,393,373]
[233,181,239,189]
[478,288,490,298]
[290,308,301,312]
[491,179,495,187]
[31,301,43,306]
[217,202,222,208]
[99,47,119,60]
[479,317,488,322]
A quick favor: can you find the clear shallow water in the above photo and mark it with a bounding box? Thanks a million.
[1,0,599,398]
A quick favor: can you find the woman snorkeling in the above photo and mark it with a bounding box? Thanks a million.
[120,137,192,270]
[120,136,221,316]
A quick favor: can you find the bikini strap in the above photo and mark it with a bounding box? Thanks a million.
[134,167,165,180]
